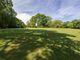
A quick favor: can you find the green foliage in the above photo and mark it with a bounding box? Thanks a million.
[26,13,80,29]
[63,20,80,29]
[27,16,37,27]
[71,20,80,29]
[27,13,52,27]
[49,20,63,28]
[16,19,26,28]
[63,21,73,28]
[0,0,25,28]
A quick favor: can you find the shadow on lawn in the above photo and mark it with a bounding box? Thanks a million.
[0,29,80,60]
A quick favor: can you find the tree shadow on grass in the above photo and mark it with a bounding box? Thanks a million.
[0,29,80,60]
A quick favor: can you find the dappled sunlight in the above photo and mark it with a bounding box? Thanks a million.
[0,29,80,60]
[26,47,47,60]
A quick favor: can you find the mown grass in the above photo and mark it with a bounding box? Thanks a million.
[0,28,80,60]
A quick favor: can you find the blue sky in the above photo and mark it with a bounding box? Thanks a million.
[12,0,80,23]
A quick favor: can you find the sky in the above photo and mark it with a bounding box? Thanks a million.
[12,0,80,23]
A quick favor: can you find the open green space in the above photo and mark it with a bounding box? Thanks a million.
[0,28,80,60]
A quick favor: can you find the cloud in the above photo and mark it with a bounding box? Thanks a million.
[12,0,80,21]
[52,0,80,21]
[12,0,34,13]
[16,13,31,24]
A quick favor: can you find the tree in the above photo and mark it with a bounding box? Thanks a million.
[63,21,73,28]
[50,20,63,28]
[27,13,52,27]
[71,19,80,29]
[26,16,37,27]
[63,20,80,29]
[15,18,26,28]
[0,0,25,28]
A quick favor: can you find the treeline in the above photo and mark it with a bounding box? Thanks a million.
[0,0,80,29]
[26,13,80,29]
[0,0,25,28]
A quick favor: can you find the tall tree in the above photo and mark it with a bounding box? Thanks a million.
[0,0,25,28]
[27,13,52,27]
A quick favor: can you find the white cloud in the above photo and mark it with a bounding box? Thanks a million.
[16,13,31,24]
[53,5,80,19]
[13,0,80,21]
[53,7,73,19]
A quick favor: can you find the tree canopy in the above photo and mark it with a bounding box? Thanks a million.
[0,0,25,28]
[26,13,80,29]
[27,13,52,27]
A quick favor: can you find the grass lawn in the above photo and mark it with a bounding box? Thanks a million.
[0,28,80,60]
